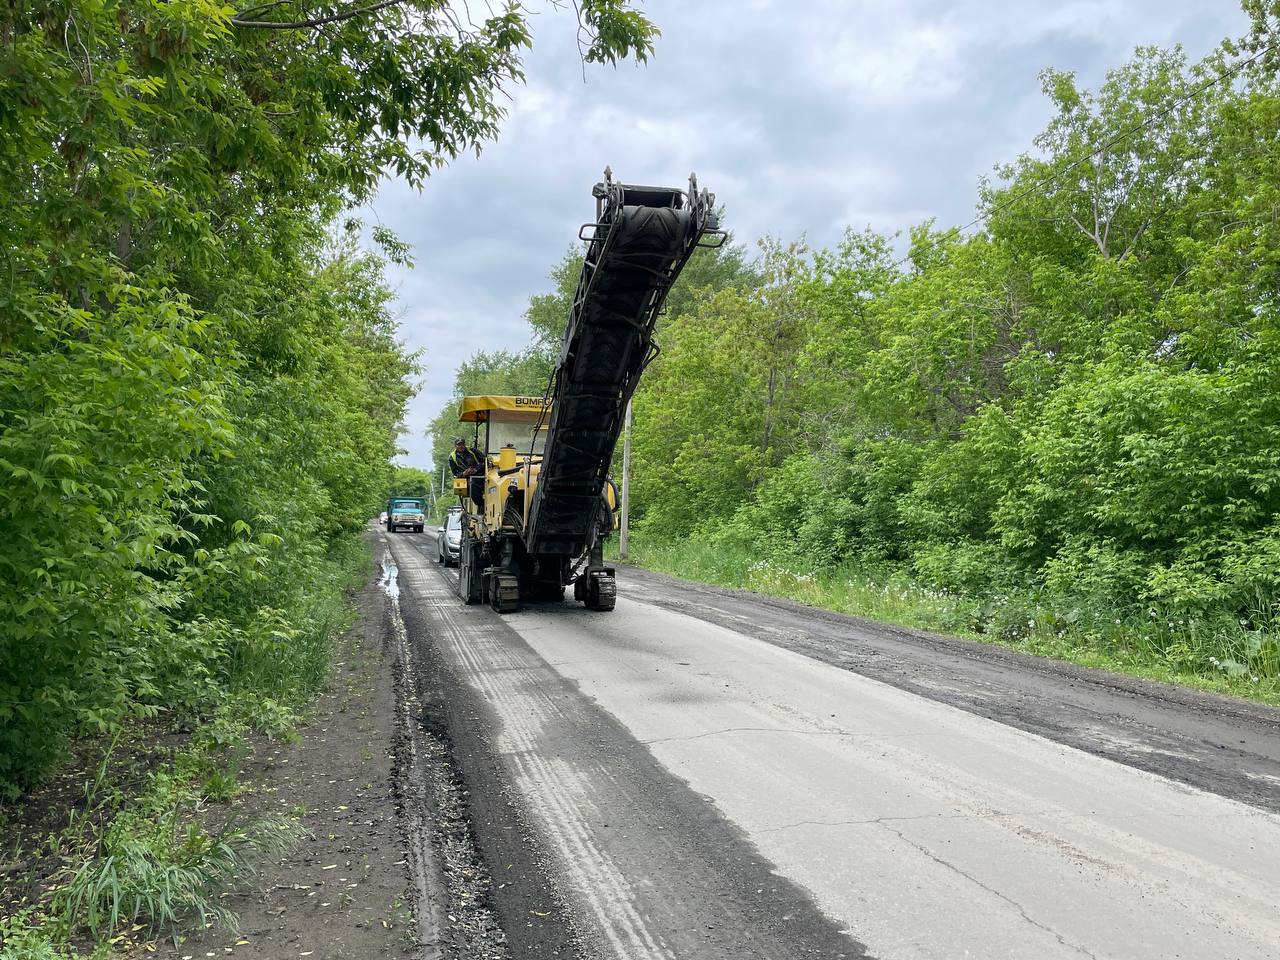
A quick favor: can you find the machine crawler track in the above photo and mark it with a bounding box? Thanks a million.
[488,572,520,614]
[584,572,616,612]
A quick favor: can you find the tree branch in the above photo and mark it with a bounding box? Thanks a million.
[234,0,292,20]
[1118,218,1152,262]
[1066,211,1106,256]
[231,0,409,30]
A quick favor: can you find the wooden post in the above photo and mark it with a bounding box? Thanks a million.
[620,400,632,560]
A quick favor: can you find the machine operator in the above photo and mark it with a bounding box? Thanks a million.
[450,436,484,508]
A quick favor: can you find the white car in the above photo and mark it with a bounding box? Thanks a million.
[437,509,463,566]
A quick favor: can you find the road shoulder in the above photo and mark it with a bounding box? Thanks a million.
[153,576,418,960]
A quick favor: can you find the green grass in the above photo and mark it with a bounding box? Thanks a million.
[56,806,304,938]
[1,711,307,960]
[0,537,374,959]
[615,535,1280,707]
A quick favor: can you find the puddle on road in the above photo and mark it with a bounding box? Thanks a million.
[380,552,400,600]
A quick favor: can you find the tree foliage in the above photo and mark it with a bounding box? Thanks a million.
[388,465,436,501]
[629,35,1280,678]
[0,0,658,792]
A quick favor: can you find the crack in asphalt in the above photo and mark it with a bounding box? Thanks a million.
[878,821,1101,960]
[757,811,1020,833]
[544,657,636,668]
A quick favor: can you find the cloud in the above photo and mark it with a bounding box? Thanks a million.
[370,0,1250,468]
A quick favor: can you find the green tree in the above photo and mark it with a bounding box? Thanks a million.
[634,25,1280,677]
[628,239,808,532]
[389,466,436,501]
[0,0,660,792]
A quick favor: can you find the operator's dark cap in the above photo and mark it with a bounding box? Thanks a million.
[452,436,465,444]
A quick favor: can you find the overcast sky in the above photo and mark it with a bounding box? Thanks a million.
[364,0,1249,471]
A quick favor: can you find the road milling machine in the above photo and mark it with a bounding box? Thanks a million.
[451,169,722,613]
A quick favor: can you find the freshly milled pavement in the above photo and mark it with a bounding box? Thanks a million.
[389,529,1280,960]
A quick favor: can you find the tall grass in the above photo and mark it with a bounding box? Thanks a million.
[57,814,303,936]
[42,707,310,944]
[618,535,1280,704]
[0,537,371,959]
[223,534,369,735]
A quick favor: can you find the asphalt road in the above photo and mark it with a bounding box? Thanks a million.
[385,527,1280,960]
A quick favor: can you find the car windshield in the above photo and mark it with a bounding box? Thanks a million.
[392,500,422,511]
[446,513,461,532]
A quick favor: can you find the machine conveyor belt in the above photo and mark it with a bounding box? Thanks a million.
[524,171,720,558]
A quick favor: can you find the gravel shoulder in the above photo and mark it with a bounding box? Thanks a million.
[151,532,535,960]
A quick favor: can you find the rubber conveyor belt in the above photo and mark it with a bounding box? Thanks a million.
[525,171,720,558]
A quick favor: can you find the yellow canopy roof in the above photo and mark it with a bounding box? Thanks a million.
[458,395,552,423]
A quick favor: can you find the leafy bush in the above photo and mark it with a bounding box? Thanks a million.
[0,914,63,960]
[1,0,660,796]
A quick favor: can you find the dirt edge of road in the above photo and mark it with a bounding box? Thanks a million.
[152,573,418,960]
[150,542,542,960]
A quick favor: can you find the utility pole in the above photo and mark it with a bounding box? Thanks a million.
[620,400,631,560]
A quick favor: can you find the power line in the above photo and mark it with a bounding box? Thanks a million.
[890,28,1280,271]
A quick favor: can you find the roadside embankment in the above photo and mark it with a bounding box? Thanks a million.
[0,536,434,960]
[147,571,419,960]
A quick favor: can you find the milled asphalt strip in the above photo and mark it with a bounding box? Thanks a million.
[381,545,518,960]
[388,531,866,960]
[380,550,448,959]
[422,583,667,959]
